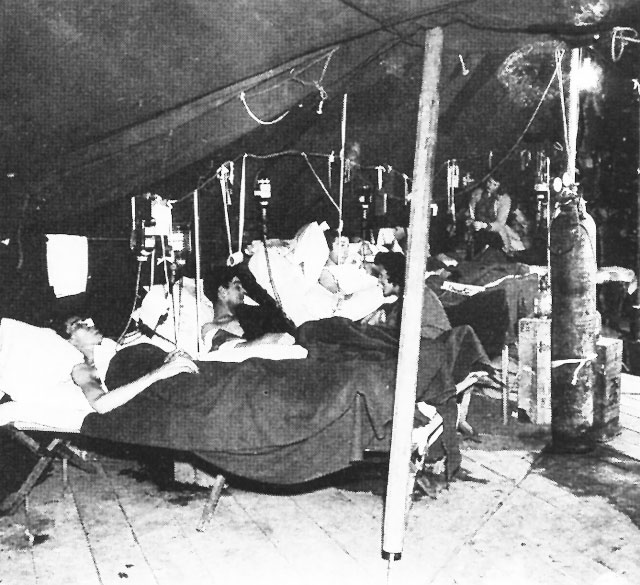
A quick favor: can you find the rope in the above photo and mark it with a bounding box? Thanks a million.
[240,91,290,125]
[301,153,340,212]
[611,27,640,62]
[217,166,234,257]
[290,47,338,114]
[238,155,247,256]
[262,238,284,309]
[555,49,569,162]
[551,353,597,385]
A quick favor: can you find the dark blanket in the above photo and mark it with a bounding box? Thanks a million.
[81,319,488,485]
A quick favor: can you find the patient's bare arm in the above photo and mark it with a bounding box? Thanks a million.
[72,353,199,414]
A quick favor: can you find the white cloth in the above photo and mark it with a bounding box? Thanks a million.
[46,234,89,297]
[0,318,84,402]
[248,233,388,326]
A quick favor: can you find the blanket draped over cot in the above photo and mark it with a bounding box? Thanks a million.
[81,318,488,484]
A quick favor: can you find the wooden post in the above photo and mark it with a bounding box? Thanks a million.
[382,26,443,560]
[550,48,598,453]
[193,189,203,357]
[625,87,640,371]
[633,93,640,340]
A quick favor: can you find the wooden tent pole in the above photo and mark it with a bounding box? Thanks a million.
[634,93,640,340]
[338,93,347,234]
[193,189,203,357]
[382,26,443,561]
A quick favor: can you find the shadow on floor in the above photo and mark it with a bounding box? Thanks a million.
[534,447,640,529]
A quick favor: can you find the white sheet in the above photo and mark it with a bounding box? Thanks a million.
[248,235,388,325]
[0,318,85,403]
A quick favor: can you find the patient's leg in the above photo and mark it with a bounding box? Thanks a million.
[456,389,473,435]
[424,396,460,480]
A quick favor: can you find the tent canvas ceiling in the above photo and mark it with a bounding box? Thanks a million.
[2,0,640,231]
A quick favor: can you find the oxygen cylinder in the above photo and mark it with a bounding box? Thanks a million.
[549,196,599,452]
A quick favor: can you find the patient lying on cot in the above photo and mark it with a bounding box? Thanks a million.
[247,221,388,326]
[201,265,295,351]
[57,316,199,414]
[0,316,199,430]
[134,263,296,357]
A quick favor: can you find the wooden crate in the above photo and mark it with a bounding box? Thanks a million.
[593,336,622,440]
[517,317,551,424]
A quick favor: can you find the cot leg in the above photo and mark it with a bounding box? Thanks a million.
[0,449,56,515]
[501,344,509,425]
[53,441,98,474]
[196,474,226,532]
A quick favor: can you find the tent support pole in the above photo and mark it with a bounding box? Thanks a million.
[193,189,202,357]
[382,26,443,561]
[633,92,640,340]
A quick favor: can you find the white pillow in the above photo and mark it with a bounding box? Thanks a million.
[0,318,84,405]
[289,221,330,284]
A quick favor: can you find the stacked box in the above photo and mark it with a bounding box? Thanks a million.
[593,336,622,440]
[517,318,551,424]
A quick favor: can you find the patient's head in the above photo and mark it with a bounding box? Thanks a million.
[373,252,405,297]
[204,266,246,310]
[323,229,350,265]
[55,314,104,350]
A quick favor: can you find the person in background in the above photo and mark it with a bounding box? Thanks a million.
[317,229,351,294]
[369,251,509,358]
[370,251,452,339]
[466,176,525,257]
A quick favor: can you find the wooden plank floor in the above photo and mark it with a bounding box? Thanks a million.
[2,377,640,585]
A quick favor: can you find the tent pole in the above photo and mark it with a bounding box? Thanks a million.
[193,189,203,357]
[338,93,347,234]
[634,92,640,340]
[382,26,443,561]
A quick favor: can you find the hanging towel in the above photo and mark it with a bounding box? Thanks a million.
[46,234,89,298]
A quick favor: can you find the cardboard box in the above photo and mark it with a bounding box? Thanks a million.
[517,317,551,424]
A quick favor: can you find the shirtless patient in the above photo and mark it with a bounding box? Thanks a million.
[201,266,291,351]
[60,316,198,414]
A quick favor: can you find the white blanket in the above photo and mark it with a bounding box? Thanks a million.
[248,236,388,325]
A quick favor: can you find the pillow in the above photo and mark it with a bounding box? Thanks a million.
[289,221,330,284]
[0,318,84,404]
